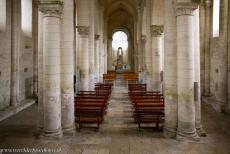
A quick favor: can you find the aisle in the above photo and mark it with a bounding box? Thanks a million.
[103,74,135,129]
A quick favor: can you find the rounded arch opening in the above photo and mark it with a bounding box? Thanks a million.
[111,31,129,71]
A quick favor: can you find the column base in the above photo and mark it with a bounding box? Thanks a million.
[34,127,43,138]
[163,127,177,138]
[39,129,63,139]
[63,125,76,136]
[196,127,207,137]
[176,131,200,142]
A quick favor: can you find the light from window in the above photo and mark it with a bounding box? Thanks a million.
[112,31,128,51]
[213,0,220,37]
[0,0,6,32]
[21,0,32,37]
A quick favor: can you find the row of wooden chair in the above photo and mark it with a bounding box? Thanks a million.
[128,84,164,131]
[74,83,113,131]
[124,72,138,84]
[103,71,116,83]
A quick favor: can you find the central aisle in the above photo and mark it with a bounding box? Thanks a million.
[103,73,135,130]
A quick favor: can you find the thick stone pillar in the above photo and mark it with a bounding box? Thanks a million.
[145,36,152,91]
[99,6,105,82]
[32,2,38,98]
[107,38,112,71]
[89,0,95,90]
[151,25,163,92]
[129,39,134,71]
[163,0,178,138]
[77,26,90,90]
[204,0,212,96]
[228,0,230,114]
[11,0,21,106]
[175,3,199,141]
[194,7,206,136]
[37,11,44,133]
[60,0,75,135]
[137,7,142,72]
[95,34,100,82]
[39,2,63,138]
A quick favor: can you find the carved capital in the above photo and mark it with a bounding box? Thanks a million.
[150,25,164,37]
[205,0,212,8]
[76,26,89,35]
[175,2,198,16]
[95,34,100,40]
[39,1,63,17]
[141,35,146,43]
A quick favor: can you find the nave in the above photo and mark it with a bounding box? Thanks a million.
[0,74,230,154]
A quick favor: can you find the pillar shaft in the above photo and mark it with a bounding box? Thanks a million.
[151,25,163,92]
[39,2,63,138]
[107,39,112,71]
[33,2,38,98]
[61,0,75,134]
[204,0,212,96]
[95,34,100,82]
[144,0,153,91]
[194,8,206,136]
[99,6,105,82]
[89,0,95,90]
[77,26,90,90]
[163,0,178,138]
[11,0,21,106]
[37,11,44,133]
[176,3,199,141]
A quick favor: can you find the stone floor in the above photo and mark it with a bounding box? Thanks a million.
[0,75,230,154]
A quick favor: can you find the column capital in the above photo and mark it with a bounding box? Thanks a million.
[76,26,89,35]
[141,35,146,43]
[175,2,198,16]
[205,0,212,8]
[95,34,100,40]
[38,0,63,17]
[150,25,164,37]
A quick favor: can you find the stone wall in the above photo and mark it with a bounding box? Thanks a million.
[0,0,12,109]
[208,0,228,112]
[0,0,34,110]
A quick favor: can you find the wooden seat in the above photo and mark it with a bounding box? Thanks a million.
[128,86,165,131]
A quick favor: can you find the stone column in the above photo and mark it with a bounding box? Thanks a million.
[175,3,199,141]
[60,0,75,135]
[11,0,21,106]
[99,6,104,82]
[204,0,212,96]
[137,7,141,70]
[32,2,38,98]
[151,25,163,92]
[37,11,44,133]
[95,34,100,82]
[89,0,95,90]
[77,26,90,90]
[140,35,146,83]
[199,1,206,95]
[107,38,112,71]
[129,39,134,71]
[194,7,206,137]
[145,0,153,90]
[228,0,230,114]
[39,2,63,138]
[163,0,178,138]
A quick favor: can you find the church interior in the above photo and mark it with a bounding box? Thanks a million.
[0,0,230,153]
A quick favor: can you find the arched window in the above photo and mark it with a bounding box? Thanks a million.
[21,0,32,37]
[112,31,129,70]
[112,31,128,51]
[0,0,6,32]
[213,0,220,37]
